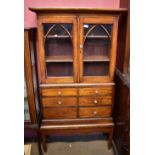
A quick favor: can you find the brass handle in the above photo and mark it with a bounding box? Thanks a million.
[93,111,97,115]
[58,91,62,95]
[94,100,98,104]
[58,101,62,105]
[95,90,98,94]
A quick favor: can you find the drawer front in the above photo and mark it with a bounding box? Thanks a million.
[42,97,77,107]
[79,107,112,118]
[79,96,112,106]
[43,108,77,119]
[79,87,113,96]
[41,87,77,97]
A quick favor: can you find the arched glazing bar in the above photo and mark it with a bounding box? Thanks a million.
[44,24,73,43]
[83,24,111,44]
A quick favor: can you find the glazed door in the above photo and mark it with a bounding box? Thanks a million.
[24,75,30,121]
[24,29,38,124]
[79,16,118,83]
[38,16,78,83]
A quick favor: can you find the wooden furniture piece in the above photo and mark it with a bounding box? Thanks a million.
[24,29,42,154]
[113,1,130,154]
[116,0,130,73]
[24,28,38,127]
[113,69,130,155]
[30,8,127,152]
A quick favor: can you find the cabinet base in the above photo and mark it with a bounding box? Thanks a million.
[40,118,114,152]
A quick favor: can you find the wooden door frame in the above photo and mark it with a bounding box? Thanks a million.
[37,15,78,84]
[79,16,119,83]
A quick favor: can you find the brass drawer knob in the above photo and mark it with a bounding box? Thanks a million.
[93,111,97,115]
[58,101,62,105]
[58,91,62,95]
[94,100,98,104]
[95,90,98,94]
[80,44,83,49]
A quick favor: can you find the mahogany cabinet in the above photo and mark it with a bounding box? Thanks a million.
[116,0,130,73]
[113,69,130,155]
[30,8,127,152]
[113,1,130,154]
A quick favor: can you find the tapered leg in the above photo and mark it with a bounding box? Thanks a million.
[108,128,113,149]
[42,133,47,152]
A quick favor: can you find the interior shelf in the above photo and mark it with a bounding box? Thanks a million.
[83,55,110,62]
[44,35,71,39]
[45,55,73,62]
[84,35,111,39]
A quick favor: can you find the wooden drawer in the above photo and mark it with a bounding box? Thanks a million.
[43,108,77,119]
[41,87,77,97]
[79,107,112,118]
[79,86,113,96]
[79,96,112,106]
[42,97,77,107]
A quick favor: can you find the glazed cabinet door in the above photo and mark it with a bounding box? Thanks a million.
[79,16,119,83]
[24,75,30,121]
[24,29,39,124]
[38,16,78,84]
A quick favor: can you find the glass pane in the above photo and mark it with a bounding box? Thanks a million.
[84,38,111,59]
[24,77,30,121]
[43,23,73,77]
[84,62,109,76]
[45,39,73,59]
[83,24,112,77]
[84,24,112,35]
[30,40,39,116]
[43,24,72,36]
[46,62,73,77]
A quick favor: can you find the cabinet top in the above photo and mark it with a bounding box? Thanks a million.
[29,8,128,14]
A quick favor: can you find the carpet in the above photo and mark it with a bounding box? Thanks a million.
[30,134,115,155]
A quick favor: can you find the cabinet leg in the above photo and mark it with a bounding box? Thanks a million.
[108,128,113,149]
[42,133,47,152]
